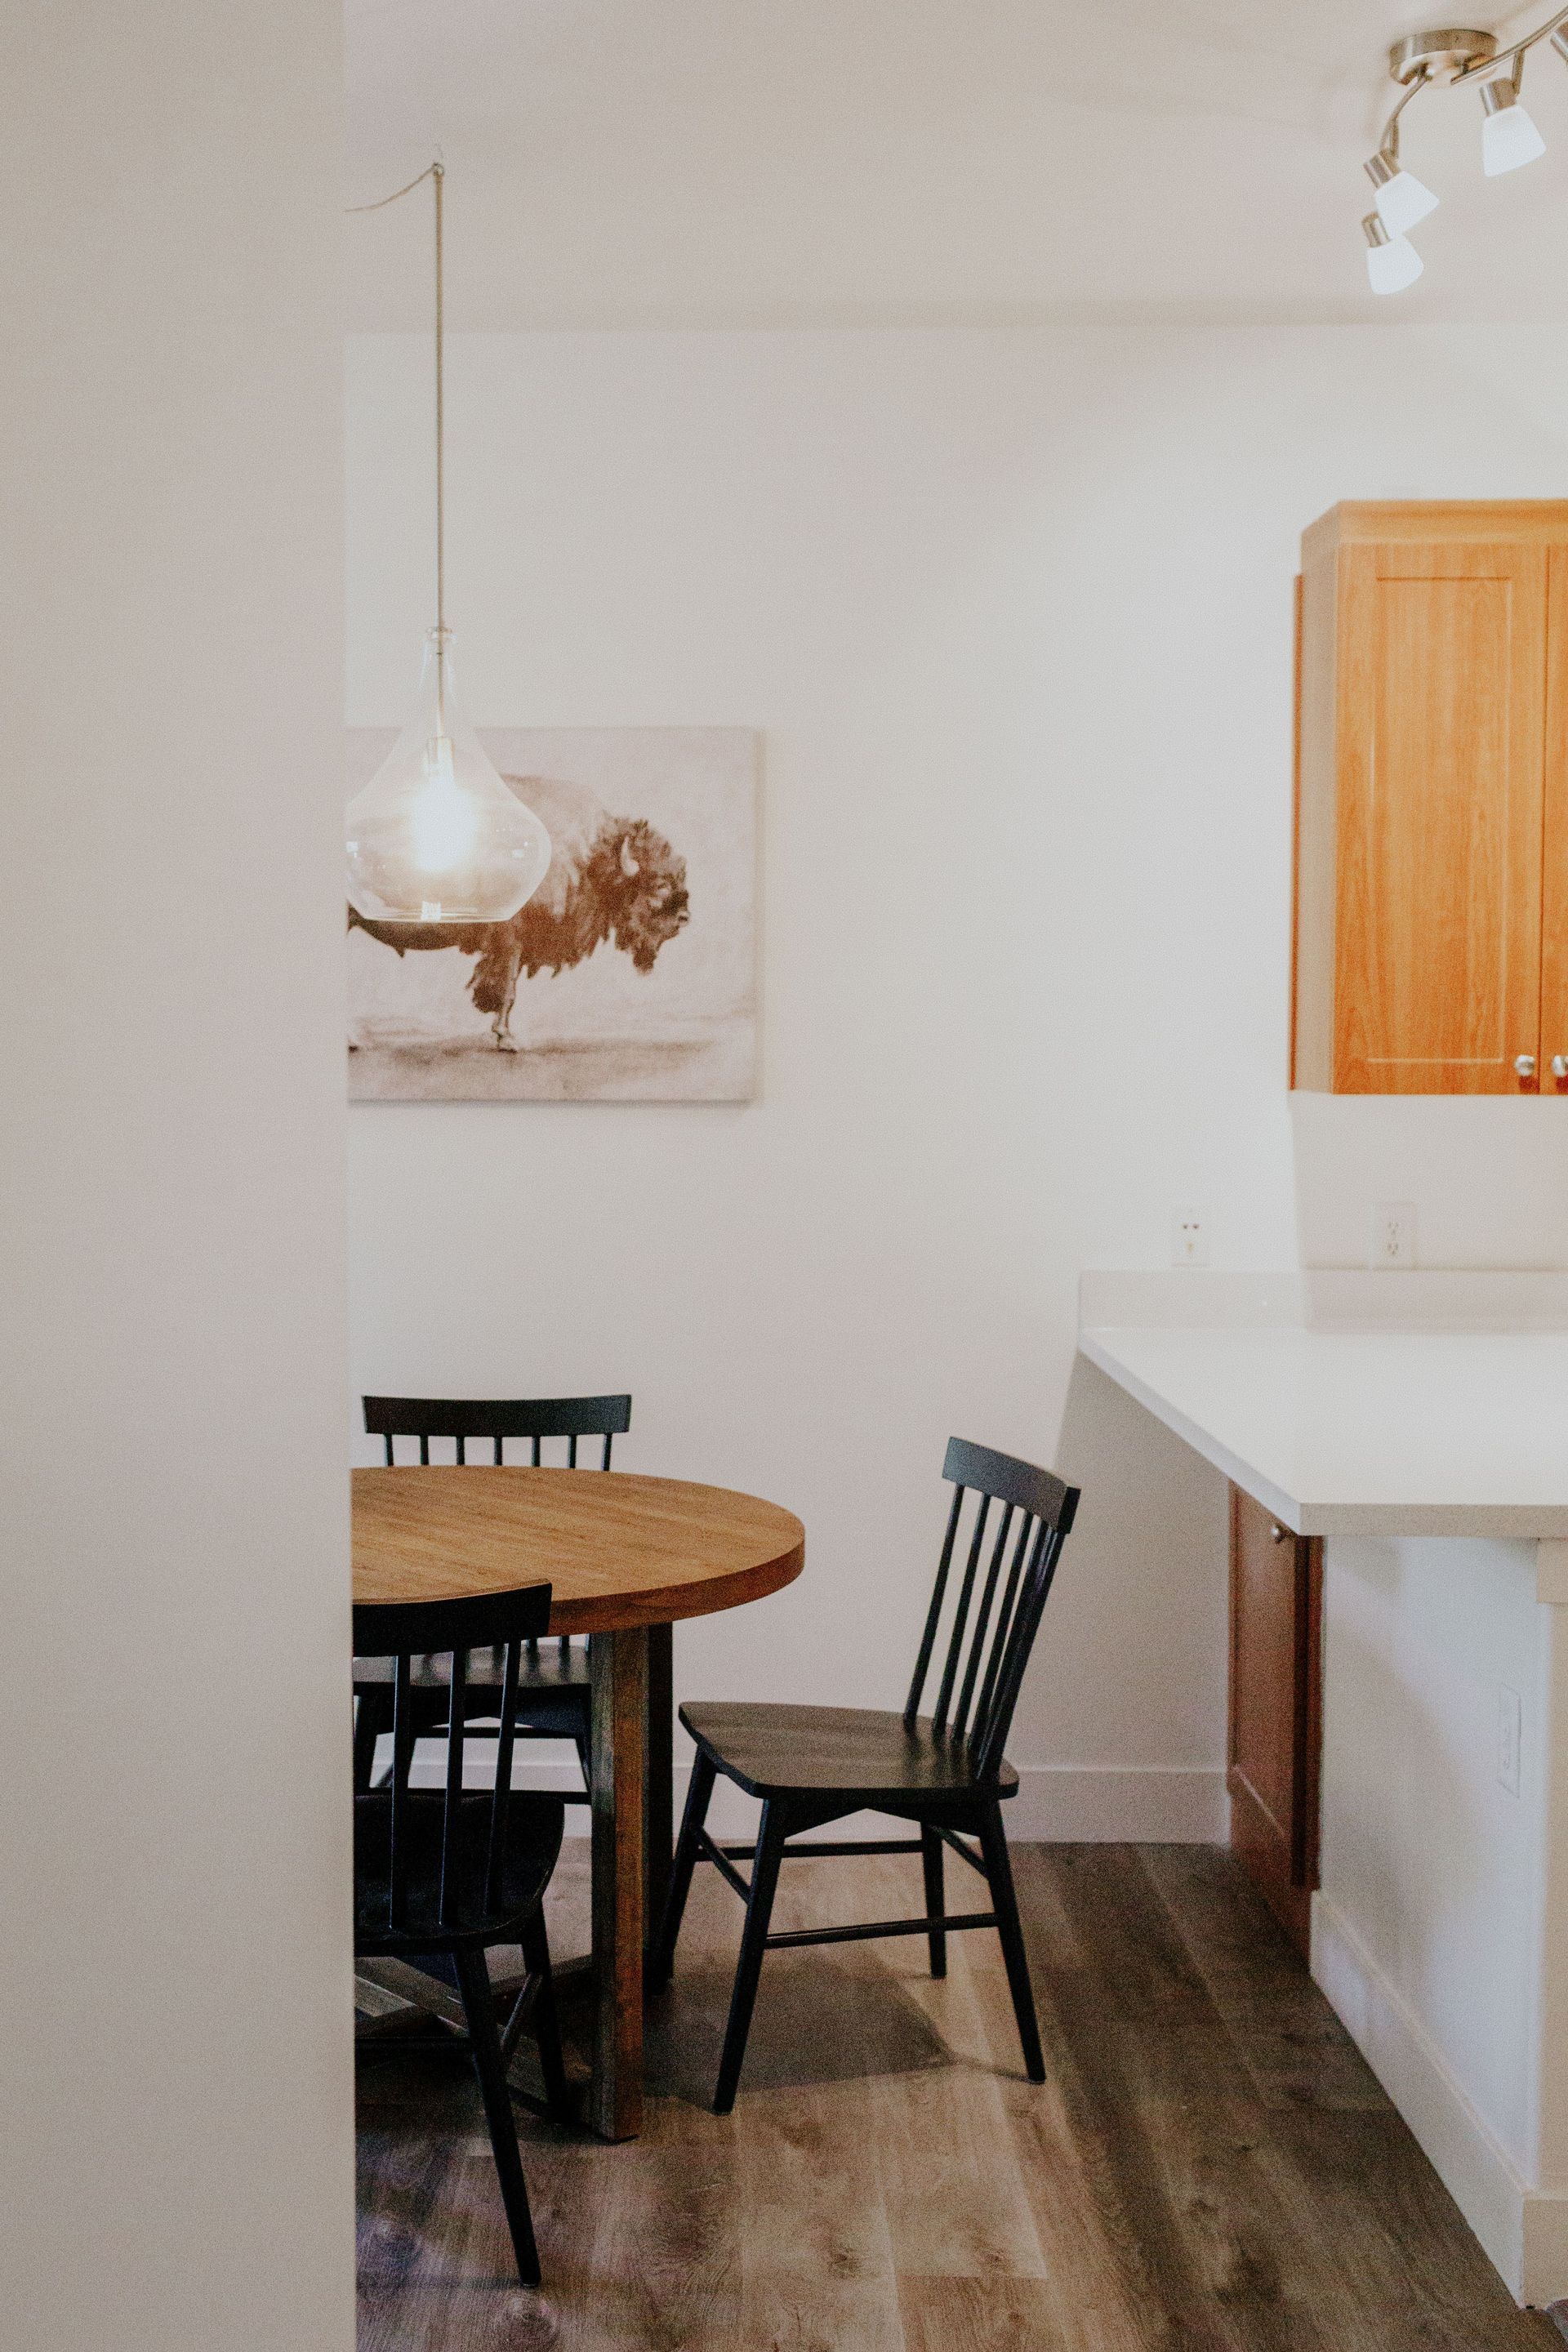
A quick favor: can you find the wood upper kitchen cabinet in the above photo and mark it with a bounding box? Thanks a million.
[1292,501,1568,1094]
[1229,1485,1321,1956]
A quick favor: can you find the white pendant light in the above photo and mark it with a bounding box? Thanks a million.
[1364,146,1440,234]
[1480,77,1547,174]
[1363,212,1424,295]
[345,163,550,925]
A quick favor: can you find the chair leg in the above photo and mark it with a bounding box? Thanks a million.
[713,1801,785,2117]
[977,1802,1045,2083]
[519,1909,572,2127]
[650,1748,715,1989]
[920,1824,947,1979]
[453,1946,542,2289]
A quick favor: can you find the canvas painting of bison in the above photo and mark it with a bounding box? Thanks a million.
[346,727,757,1102]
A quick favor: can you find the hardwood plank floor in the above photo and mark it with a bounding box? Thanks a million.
[356,1842,1559,2350]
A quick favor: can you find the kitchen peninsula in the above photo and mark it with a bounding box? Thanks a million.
[1080,1270,1568,2308]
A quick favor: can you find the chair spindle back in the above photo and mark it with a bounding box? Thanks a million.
[363,1393,632,1470]
[354,1583,552,1938]
[904,1437,1079,1782]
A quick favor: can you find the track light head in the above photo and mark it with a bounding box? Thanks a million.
[1364,147,1441,233]
[1363,212,1424,295]
[1480,77,1547,174]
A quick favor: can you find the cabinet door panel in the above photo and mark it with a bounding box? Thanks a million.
[1229,1486,1321,1954]
[1334,542,1545,1093]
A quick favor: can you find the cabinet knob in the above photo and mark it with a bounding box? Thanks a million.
[1270,1522,1289,1544]
[1553,1055,1568,1081]
[1516,1054,1538,1079]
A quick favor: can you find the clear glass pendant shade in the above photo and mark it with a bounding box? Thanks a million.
[345,633,550,923]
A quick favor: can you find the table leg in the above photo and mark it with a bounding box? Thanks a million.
[589,1625,647,2140]
[644,1621,674,1959]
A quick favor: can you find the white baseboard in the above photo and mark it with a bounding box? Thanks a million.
[1312,1892,1568,2306]
[483,1748,1227,1845]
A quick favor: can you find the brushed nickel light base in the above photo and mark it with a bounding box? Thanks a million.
[1388,26,1499,83]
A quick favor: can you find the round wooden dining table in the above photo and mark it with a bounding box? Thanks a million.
[352,1467,804,2140]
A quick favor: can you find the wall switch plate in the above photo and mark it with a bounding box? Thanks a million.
[1172,1209,1209,1267]
[1499,1686,1523,1797]
[1370,1201,1416,1271]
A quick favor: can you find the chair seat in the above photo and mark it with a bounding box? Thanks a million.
[680,1700,1018,1805]
[354,1788,564,1953]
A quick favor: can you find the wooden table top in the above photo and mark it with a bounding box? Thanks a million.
[352,1467,804,1635]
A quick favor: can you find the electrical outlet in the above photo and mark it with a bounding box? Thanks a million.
[1172,1209,1209,1267]
[1370,1201,1416,1271]
[1499,1686,1523,1797]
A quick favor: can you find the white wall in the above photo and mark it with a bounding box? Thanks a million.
[346,325,1568,1832]
[0,9,354,2347]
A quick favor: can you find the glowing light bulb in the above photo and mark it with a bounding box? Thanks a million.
[345,631,550,923]
[1363,212,1423,296]
[407,735,480,875]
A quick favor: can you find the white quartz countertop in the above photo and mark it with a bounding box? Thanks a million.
[1078,1272,1568,1538]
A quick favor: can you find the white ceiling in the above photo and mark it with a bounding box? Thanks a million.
[345,1,1568,327]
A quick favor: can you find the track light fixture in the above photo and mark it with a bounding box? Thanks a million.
[1360,17,1564,293]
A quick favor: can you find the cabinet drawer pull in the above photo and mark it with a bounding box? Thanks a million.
[1270,1522,1289,1544]
[1553,1055,1568,1081]
[1516,1054,1538,1079]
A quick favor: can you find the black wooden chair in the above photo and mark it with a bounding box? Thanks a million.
[652,1436,1080,2114]
[354,1394,632,1800]
[354,1581,569,2288]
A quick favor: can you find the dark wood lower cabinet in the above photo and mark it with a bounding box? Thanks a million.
[1228,1484,1323,1955]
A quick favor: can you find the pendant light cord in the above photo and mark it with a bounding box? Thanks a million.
[349,159,447,701]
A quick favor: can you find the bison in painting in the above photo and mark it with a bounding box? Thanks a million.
[349,772,689,1051]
